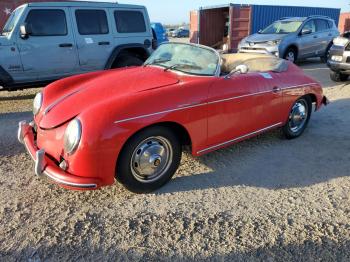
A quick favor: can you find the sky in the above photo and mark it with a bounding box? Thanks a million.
[87,0,349,24]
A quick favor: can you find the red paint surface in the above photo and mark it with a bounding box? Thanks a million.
[25,62,324,190]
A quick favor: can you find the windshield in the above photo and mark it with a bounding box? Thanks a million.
[144,43,219,76]
[2,6,24,35]
[260,21,303,34]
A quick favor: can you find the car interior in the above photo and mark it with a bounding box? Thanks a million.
[220,53,289,75]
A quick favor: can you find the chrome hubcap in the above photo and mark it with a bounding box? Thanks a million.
[131,136,173,183]
[289,100,308,133]
[286,52,295,62]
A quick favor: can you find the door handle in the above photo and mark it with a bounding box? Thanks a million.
[313,35,318,39]
[98,41,110,45]
[59,43,73,48]
[272,86,282,93]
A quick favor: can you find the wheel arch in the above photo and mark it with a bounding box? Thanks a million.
[284,44,299,57]
[115,121,192,177]
[105,44,151,69]
[304,93,318,111]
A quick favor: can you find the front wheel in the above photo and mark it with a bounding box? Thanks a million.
[116,126,182,193]
[282,97,312,139]
[284,48,297,63]
[330,71,349,82]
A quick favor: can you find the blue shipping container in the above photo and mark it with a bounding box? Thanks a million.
[251,5,341,34]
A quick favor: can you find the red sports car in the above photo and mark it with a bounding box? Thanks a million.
[18,43,328,193]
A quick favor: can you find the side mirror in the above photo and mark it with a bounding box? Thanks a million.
[20,24,32,39]
[225,64,249,79]
[301,28,312,35]
[235,64,249,74]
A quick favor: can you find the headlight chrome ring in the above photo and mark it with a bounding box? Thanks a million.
[64,119,82,155]
[33,92,43,115]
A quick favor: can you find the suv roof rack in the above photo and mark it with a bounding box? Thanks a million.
[307,15,330,19]
[280,17,295,20]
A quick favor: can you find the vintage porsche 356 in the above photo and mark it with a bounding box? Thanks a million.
[18,43,328,193]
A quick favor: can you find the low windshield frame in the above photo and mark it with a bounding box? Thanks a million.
[145,43,221,77]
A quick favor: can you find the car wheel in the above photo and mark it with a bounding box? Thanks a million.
[320,44,332,63]
[282,96,312,139]
[117,126,182,193]
[113,55,144,68]
[284,48,297,63]
[330,71,349,82]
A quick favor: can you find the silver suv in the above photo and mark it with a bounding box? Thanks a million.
[238,16,339,63]
[0,1,153,90]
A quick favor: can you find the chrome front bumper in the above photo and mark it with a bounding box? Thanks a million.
[18,120,99,189]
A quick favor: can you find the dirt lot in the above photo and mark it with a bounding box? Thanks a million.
[0,60,350,261]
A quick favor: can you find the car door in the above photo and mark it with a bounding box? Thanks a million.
[17,8,79,81]
[298,19,317,58]
[315,19,332,55]
[71,7,113,71]
[206,72,283,148]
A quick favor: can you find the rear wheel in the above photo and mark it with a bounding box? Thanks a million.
[116,126,182,193]
[282,96,312,139]
[284,47,297,63]
[330,71,349,82]
[112,55,144,68]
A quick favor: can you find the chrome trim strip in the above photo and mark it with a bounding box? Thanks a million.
[43,171,97,189]
[114,102,207,124]
[197,122,283,154]
[114,83,318,124]
[208,90,271,105]
[44,89,82,115]
[280,83,317,90]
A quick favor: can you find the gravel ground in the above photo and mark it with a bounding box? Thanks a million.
[0,60,350,261]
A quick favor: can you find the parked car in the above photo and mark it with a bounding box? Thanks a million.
[166,28,175,37]
[151,22,168,48]
[172,28,190,38]
[0,1,153,91]
[18,42,328,193]
[327,33,350,81]
[238,16,339,63]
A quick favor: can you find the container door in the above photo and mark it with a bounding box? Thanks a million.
[71,7,113,71]
[17,7,79,81]
[229,6,251,52]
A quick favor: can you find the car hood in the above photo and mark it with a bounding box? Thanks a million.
[245,33,287,43]
[38,66,180,129]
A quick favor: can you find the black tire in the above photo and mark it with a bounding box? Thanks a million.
[282,96,312,139]
[112,55,144,68]
[284,47,298,63]
[116,126,182,193]
[330,71,349,82]
[320,44,332,63]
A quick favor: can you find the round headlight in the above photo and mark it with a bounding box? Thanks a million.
[64,119,82,154]
[33,92,43,115]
